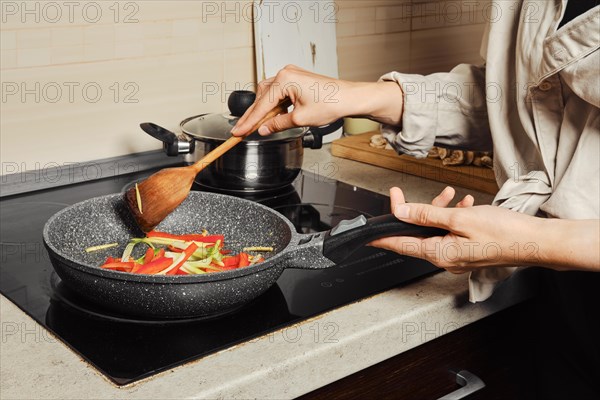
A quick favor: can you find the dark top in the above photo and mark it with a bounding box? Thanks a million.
[558,0,599,28]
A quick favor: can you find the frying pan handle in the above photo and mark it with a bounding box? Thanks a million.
[322,214,448,264]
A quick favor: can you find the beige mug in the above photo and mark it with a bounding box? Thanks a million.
[343,118,381,136]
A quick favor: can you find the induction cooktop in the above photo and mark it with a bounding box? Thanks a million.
[0,169,440,385]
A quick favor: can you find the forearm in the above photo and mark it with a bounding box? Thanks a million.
[346,81,404,126]
[530,219,600,272]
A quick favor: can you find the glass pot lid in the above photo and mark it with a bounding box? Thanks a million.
[180,91,306,142]
[180,113,306,142]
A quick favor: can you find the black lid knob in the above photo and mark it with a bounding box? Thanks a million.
[228,90,256,117]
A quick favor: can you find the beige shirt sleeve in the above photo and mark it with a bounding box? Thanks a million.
[379,64,493,158]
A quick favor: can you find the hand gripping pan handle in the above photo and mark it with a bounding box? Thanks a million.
[322,214,448,264]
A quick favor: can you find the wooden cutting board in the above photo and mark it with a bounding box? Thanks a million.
[331,132,499,195]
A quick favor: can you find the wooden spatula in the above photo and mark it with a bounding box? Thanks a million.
[125,98,292,232]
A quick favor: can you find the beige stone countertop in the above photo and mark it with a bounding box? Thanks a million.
[0,146,531,400]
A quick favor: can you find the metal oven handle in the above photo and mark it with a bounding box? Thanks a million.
[437,370,486,400]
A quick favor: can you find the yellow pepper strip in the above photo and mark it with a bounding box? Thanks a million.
[85,243,119,253]
[135,183,143,214]
[243,246,274,252]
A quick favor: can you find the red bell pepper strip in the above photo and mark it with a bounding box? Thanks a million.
[156,248,165,259]
[134,257,173,274]
[130,262,142,274]
[147,231,224,243]
[143,248,154,264]
[104,256,115,264]
[222,255,240,270]
[165,242,198,275]
[130,257,146,273]
[167,244,183,253]
[238,253,250,268]
[101,261,135,272]
[175,269,188,275]
[192,234,224,243]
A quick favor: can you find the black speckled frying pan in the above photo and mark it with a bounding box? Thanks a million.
[43,192,446,318]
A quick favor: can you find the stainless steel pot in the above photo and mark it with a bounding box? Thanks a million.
[141,91,343,193]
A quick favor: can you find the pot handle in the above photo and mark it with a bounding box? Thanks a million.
[140,122,195,156]
[303,118,344,149]
[322,214,448,264]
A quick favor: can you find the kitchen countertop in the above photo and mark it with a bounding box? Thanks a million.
[0,145,532,400]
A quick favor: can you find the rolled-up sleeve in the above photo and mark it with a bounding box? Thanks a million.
[380,64,493,158]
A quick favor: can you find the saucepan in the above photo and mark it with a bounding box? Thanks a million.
[142,90,344,193]
[43,192,446,318]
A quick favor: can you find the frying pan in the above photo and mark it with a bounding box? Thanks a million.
[43,192,446,318]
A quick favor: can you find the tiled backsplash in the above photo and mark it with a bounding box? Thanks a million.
[1,0,487,172]
[336,0,488,80]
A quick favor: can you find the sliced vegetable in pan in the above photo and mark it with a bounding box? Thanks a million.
[85,243,118,252]
[94,230,272,275]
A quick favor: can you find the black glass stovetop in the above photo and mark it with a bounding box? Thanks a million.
[0,169,439,385]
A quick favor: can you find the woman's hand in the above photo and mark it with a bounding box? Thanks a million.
[370,187,581,274]
[231,65,403,137]
[374,187,600,273]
